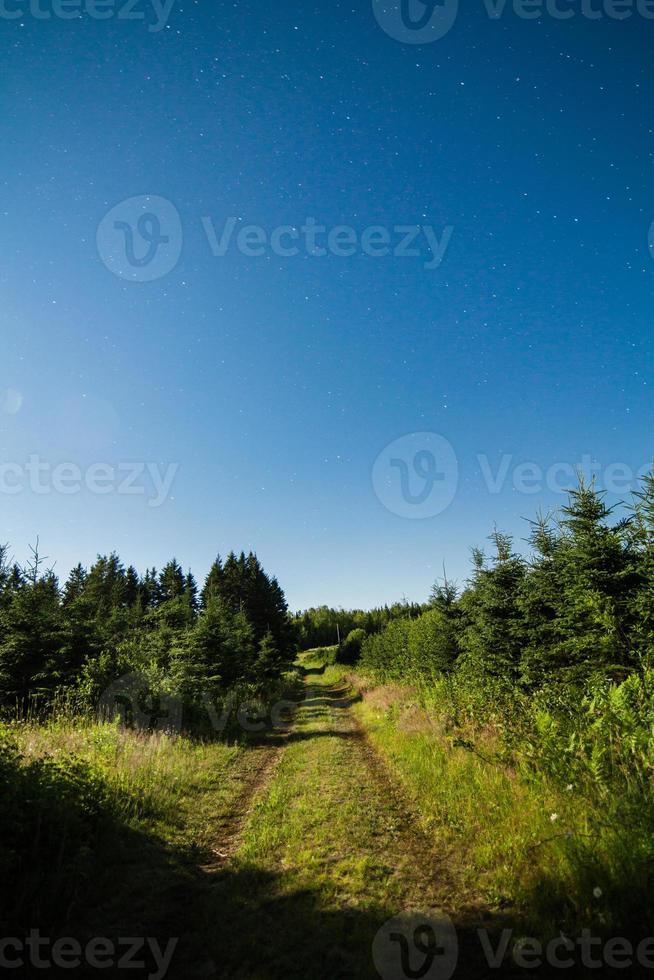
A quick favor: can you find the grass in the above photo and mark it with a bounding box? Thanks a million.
[5,651,650,977]
[350,671,654,938]
[0,713,255,952]
[199,655,495,979]
[12,714,243,845]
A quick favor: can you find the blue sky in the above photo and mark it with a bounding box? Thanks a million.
[1,1,654,609]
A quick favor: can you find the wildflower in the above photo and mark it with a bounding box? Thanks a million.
[566,784,573,792]
[550,812,559,822]
[593,887,602,899]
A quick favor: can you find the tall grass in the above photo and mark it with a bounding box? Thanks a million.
[352,666,654,937]
[0,713,242,935]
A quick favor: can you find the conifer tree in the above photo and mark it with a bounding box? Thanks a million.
[0,545,64,703]
[624,469,654,662]
[185,571,199,616]
[200,556,223,609]
[548,478,635,679]
[458,532,527,681]
[158,560,186,602]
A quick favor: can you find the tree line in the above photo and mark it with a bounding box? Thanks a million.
[293,600,427,651]
[0,548,295,721]
[359,473,654,689]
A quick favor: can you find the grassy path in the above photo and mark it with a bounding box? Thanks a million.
[38,655,528,978]
[192,657,493,980]
[10,659,626,978]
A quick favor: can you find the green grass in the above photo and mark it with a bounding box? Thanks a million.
[12,714,243,844]
[1,714,253,946]
[200,657,471,979]
[350,672,654,937]
[6,652,648,977]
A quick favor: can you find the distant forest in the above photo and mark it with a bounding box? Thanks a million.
[0,549,296,726]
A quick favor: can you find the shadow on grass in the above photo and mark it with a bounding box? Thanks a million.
[191,863,654,980]
[5,779,654,979]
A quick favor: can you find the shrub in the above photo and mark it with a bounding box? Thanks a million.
[337,628,367,664]
[0,723,113,932]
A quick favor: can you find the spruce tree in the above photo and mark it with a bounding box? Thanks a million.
[0,566,63,703]
[625,468,654,662]
[200,556,224,609]
[458,531,527,681]
[548,478,635,680]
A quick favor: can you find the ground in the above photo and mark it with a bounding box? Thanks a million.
[133,654,525,980]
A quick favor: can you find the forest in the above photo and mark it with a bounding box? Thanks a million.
[0,548,295,728]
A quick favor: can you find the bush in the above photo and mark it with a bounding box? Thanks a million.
[337,628,367,664]
[0,723,113,932]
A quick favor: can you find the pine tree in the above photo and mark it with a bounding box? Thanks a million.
[60,564,101,679]
[547,478,635,680]
[62,564,87,606]
[517,511,562,685]
[158,560,186,603]
[173,597,256,701]
[140,568,160,610]
[184,571,199,617]
[200,555,223,609]
[0,549,64,703]
[151,561,195,630]
[124,566,141,608]
[458,531,527,681]
[219,551,247,615]
[624,468,654,663]
[254,630,282,678]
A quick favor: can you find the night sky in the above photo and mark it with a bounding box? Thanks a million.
[1,1,654,608]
